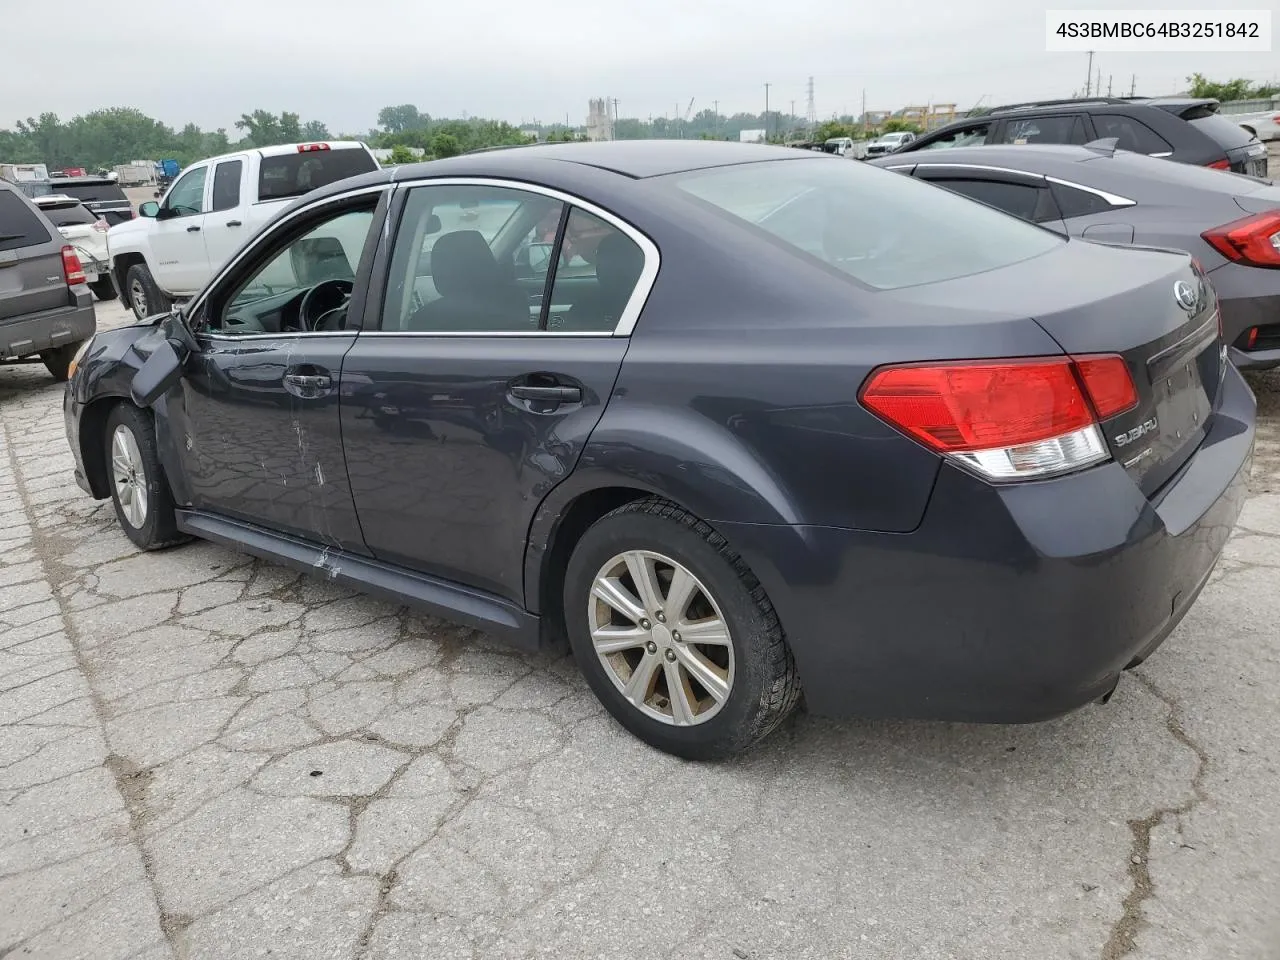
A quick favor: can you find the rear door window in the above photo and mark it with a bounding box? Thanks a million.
[211,160,243,212]
[0,190,53,251]
[1092,115,1173,154]
[258,148,378,202]
[668,159,1062,291]
[1049,183,1119,219]
[925,177,1056,222]
[996,115,1087,145]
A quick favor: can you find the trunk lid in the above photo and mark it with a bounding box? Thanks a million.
[1026,243,1221,494]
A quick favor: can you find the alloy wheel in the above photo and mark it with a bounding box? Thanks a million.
[130,278,147,318]
[589,550,735,726]
[110,424,149,528]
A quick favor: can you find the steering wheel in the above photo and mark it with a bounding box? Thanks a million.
[299,279,354,331]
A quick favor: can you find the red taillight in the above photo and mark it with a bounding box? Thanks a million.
[1206,159,1230,171]
[1246,327,1259,349]
[1073,355,1138,418]
[297,143,330,152]
[1202,210,1280,268]
[859,355,1136,480]
[61,245,85,285]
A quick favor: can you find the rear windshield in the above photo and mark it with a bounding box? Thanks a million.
[50,180,129,203]
[258,148,378,202]
[666,158,1062,290]
[1179,107,1258,150]
[0,190,53,251]
[38,202,97,226]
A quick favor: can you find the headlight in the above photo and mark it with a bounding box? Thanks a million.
[67,337,94,380]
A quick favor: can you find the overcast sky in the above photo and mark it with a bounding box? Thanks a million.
[2,0,1276,131]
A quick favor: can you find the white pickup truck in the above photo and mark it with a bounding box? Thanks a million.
[107,141,379,320]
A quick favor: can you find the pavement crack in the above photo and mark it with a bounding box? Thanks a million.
[1101,672,1210,960]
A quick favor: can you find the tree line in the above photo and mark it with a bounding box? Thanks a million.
[3,75,1270,172]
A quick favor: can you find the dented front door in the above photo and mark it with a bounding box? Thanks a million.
[174,331,367,552]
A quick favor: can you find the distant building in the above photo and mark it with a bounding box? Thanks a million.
[739,128,766,143]
[586,99,614,141]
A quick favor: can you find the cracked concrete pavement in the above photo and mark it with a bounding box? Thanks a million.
[2,295,1279,960]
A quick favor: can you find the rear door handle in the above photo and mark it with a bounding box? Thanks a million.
[186,225,201,233]
[225,220,242,228]
[509,384,581,402]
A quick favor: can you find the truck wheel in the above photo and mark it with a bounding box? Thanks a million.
[89,278,117,301]
[125,264,170,321]
[40,342,81,382]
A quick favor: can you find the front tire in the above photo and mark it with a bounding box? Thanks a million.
[103,403,188,550]
[124,263,170,322]
[563,498,801,760]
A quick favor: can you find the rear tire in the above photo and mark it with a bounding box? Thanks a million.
[563,498,801,760]
[103,403,189,551]
[89,277,117,301]
[125,263,170,322]
[40,342,80,382]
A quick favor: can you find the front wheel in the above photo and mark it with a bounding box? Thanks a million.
[103,403,189,550]
[563,498,801,760]
[124,263,170,322]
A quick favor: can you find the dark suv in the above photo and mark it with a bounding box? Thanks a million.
[47,176,134,226]
[896,97,1268,177]
[0,180,97,380]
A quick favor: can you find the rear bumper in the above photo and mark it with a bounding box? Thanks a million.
[719,364,1255,721]
[1219,293,1280,370]
[0,302,96,359]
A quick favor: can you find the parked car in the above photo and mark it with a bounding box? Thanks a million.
[46,176,133,227]
[64,141,1253,759]
[0,179,96,380]
[865,131,917,156]
[33,196,116,301]
[898,97,1269,177]
[1236,110,1280,143]
[870,142,1280,369]
[107,141,380,321]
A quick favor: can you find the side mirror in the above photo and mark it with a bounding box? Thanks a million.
[130,338,187,407]
[138,201,160,218]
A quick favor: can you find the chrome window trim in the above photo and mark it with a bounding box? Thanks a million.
[910,162,1137,207]
[386,176,660,337]
[185,183,392,322]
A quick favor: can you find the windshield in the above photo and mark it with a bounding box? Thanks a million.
[258,148,378,202]
[666,157,1062,290]
[38,201,97,226]
[1181,108,1260,150]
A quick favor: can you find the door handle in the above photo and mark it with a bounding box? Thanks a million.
[225,220,242,228]
[283,371,333,399]
[186,225,201,233]
[509,384,581,403]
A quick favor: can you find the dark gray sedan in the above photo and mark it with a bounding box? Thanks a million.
[870,143,1280,369]
[62,142,1254,758]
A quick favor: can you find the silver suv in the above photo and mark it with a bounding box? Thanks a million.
[1,179,97,380]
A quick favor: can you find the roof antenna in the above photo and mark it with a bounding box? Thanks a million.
[1083,137,1120,156]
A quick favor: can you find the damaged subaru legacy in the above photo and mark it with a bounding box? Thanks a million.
[63,141,1255,759]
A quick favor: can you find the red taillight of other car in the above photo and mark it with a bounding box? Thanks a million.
[61,245,86,285]
[1205,159,1231,171]
[1202,210,1280,268]
[859,355,1137,481]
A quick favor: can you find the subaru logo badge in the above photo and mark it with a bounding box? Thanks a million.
[1173,280,1198,312]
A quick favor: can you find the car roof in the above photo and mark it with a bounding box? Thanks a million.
[978,96,1216,116]
[875,144,1105,167]
[256,140,370,158]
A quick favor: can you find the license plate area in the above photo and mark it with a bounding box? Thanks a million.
[1153,361,1210,457]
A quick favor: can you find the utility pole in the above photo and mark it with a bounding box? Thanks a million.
[1107,75,1113,97]
[1085,50,1094,96]
[806,76,817,137]
[713,99,719,138]
[612,98,619,139]
[764,82,771,140]
[1129,74,1136,96]
[861,89,867,134]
